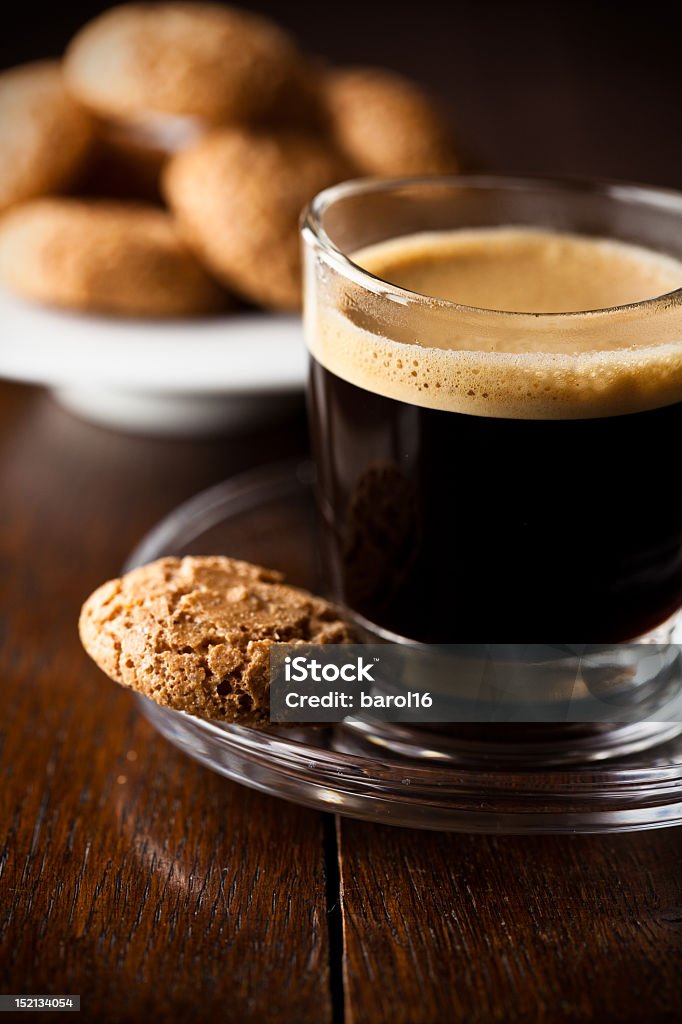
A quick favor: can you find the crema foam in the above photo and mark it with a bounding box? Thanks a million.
[308,227,682,419]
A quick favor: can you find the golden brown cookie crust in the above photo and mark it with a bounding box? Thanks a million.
[79,556,355,724]
[64,2,301,123]
[0,198,225,317]
[324,66,459,177]
[0,61,93,214]
[164,129,350,310]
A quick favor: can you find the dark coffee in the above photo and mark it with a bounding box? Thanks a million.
[310,360,682,641]
[307,228,682,643]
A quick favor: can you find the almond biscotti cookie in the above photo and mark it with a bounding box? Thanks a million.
[164,128,350,311]
[0,198,225,317]
[64,2,301,125]
[0,61,93,214]
[79,556,355,724]
[323,66,458,177]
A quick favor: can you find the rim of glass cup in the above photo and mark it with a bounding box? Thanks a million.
[301,174,682,318]
[301,175,682,644]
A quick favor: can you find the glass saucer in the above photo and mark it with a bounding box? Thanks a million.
[125,460,682,833]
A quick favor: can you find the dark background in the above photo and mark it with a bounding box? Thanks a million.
[3,0,682,188]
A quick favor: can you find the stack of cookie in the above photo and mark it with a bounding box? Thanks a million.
[0,2,459,318]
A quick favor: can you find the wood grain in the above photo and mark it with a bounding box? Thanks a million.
[0,383,329,1023]
[338,820,682,1024]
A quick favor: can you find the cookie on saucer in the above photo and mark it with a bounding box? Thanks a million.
[164,129,350,310]
[79,555,355,723]
[0,198,225,317]
[324,66,458,176]
[0,61,93,214]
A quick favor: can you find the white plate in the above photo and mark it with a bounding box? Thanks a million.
[0,289,307,434]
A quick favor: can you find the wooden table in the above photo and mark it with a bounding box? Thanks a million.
[1,381,681,1023]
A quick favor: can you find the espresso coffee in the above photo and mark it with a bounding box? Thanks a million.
[308,228,682,642]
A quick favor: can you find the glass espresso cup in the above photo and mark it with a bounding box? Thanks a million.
[301,177,682,653]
